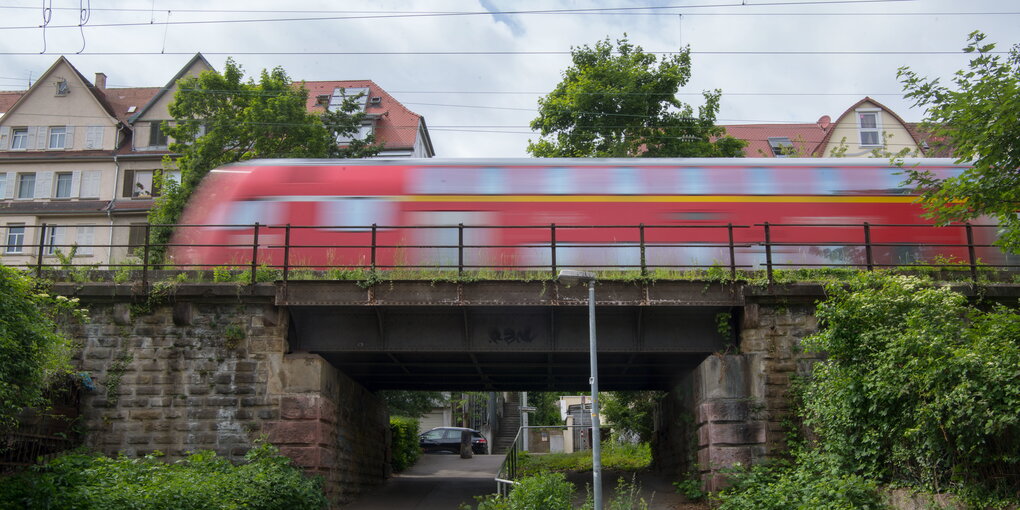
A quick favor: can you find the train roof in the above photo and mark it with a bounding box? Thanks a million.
[219,157,967,169]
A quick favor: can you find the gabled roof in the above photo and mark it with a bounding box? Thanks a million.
[128,53,213,124]
[810,96,924,156]
[0,91,24,115]
[101,87,161,124]
[300,80,425,151]
[0,56,121,128]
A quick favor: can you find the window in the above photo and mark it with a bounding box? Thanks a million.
[336,122,374,144]
[55,172,73,198]
[10,128,28,150]
[55,79,70,96]
[76,225,94,256]
[17,173,35,199]
[45,226,64,255]
[857,111,881,146]
[149,121,169,147]
[128,223,148,249]
[5,225,24,253]
[329,87,369,111]
[123,170,155,198]
[768,137,794,157]
[48,126,67,149]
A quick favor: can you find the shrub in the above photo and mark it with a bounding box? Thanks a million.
[517,441,651,476]
[0,443,327,510]
[389,416,421,472]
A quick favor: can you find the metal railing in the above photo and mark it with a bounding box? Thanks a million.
[0,222,1015,285]
[495,425,599,497]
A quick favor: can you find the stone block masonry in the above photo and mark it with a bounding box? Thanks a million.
[68,284,389,507]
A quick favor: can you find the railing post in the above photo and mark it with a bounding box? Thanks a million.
[283,224,291,283]
[966,222,978,282]
[639,223,647,277]
[142,223,150,288]
[550,223,557,278]
[763,222,774,286]
[371,223,378,272]
[36,223,47,278]
[728,223,736,280]
[458,223,464,276]
[864,222,874,271]
[250,222,260,287]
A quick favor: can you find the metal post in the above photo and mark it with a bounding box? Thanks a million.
[763,222,774,286]
[142,223,151,288]
[727,223,736,279]
[639,223,647,276]
[863,222,874,272]
[458,223,464,275]
[36,223,47,278]
[550,223,557,277]
[588,280,602,510]
[371,223,378,272]
[521,392,529,451]
[966,223,977,282]
[282,224,291,283]
[250,222,260,287]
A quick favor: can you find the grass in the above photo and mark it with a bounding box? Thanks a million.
[517,442,652,477]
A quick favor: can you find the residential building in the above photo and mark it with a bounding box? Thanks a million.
[720,97,938,158]
[0,55,433,267]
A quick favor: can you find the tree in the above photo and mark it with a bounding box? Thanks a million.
[0,267,84,429]
[147,58,382,262]
[527,392,563,427]
[897,31,1020,251]
[528,36,745,158]
[379,391,445,418]
[600,391,662,443]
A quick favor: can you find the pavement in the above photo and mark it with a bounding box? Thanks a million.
[341,453,504,509]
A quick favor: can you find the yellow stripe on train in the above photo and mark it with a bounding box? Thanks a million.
[405,195,919,203]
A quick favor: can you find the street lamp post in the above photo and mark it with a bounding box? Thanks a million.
[558,269,602,510]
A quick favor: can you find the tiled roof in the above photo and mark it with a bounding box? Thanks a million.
[0,90,24,114]
[300,80,423,151]
[100,87,161,123]
[720,123,829,157]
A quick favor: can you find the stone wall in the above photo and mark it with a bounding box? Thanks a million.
[71,289,389,507]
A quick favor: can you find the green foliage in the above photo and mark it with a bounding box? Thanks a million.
[527,392,564,426]
[518,441,651,476]
[673,477,706,501]
[0,267,84,429]
[528,36,745,158]
[505,472,575,510]
[379,390,445,418]
[600,392,663,443]
[598,475,649,510]
[389,416,421,472]
[714,452,885,510]
[898,31,1020,252]
[800,273,1020,498]
[0,443,327,510]
[147,58,382,262]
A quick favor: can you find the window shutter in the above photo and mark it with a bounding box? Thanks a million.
[64,125,75,149]
[122,170,135,197]
[0,173,5,198]
[36,126,47,150]
[76,225,95,256]
[85,126,104,149]
[26,127,37,150]
[3,173,13,199]
[0,126,8,150]
[35,171,53,199]
[80,170,101,198]
[71,171,82,198]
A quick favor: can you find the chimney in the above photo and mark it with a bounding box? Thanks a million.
[95,72,107,89]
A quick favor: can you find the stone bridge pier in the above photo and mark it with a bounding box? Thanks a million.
[654,295,821,490]
[69,285,389,507]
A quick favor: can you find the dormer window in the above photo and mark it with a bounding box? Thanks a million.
[329,87,370,111]
[55,79,70,96]
[857,110,881,147]
[767,137,794,157]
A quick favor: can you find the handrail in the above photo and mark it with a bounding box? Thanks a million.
[494,425,602,497]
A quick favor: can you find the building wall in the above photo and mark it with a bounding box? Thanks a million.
[820,100,921,157]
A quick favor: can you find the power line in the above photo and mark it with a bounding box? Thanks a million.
[0,0,915,30]
[0,50,1002,56]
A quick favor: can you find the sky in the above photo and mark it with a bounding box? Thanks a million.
[0,0,1016,158]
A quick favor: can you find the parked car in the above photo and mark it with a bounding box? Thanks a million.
[419,427,488,454]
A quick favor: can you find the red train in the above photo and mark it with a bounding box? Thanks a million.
[170,158,998,272]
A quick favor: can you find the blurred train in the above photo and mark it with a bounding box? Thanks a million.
[170,158,1002,272]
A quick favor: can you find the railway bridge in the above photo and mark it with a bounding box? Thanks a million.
[56,277,1020,506]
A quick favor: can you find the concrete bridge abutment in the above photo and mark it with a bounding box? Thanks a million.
[655,299,821,491]
[69,286,389,507]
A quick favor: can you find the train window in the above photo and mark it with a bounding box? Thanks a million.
[412,167,504,194]
[213,200,284,229]
[479,167,503,194]
[747,167,775,195]
[318,198,396,230]
[676,167,706,194]
[612,167,640,194]
[817,167,841,195]
[548,167,571,195]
